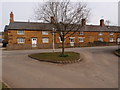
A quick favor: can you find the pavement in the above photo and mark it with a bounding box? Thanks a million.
[2,46,119,88]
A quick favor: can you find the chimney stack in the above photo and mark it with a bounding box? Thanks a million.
[100,19,104,27]
[81,19,86,26]
[10,12,14,23]
[51,16,54,24]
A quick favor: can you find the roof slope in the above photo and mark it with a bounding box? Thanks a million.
[4,25,9,31]
[8,22,53,30]
[5,21,120,32]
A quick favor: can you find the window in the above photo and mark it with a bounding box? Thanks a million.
[98,38,103,41]
[42,31,48,35]
[80,31,84,35]
[79,37,84,42]
[109,38,114,42]
[59,37,62,43]
[70,37,75,42]
[61,32,63,35]
[17,30,24,35]
[117,38,120,44]
[110,32,114,35]
[98,32,103,35]
[42,37,49,43]
[17,38,25,43]
[59,37,66,43]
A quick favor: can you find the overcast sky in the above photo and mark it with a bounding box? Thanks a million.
[0,0,119,31]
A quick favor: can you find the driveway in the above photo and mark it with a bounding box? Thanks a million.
[2,46,118,88]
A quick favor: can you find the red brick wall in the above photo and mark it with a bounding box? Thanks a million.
[4,30,120,49]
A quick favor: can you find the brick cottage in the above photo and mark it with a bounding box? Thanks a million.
[4,12,120,50]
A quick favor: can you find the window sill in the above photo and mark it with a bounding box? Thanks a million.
[17,34,25,35]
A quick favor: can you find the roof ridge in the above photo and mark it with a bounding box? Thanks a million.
[13,21,50,24]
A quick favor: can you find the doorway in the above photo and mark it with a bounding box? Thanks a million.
[32,38,37,47]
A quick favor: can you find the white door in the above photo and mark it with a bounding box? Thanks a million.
[117,38,120,44]
[32,38,37,47]
[70,37,75,46]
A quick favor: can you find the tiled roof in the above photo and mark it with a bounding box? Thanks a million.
[5,21,120,32]
[81,25,119,32]
[7,22,53,30]
[4,25,9,31]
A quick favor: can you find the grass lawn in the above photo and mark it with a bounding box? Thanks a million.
[0,81,11,90]
[29,52,80,62]
[2,82,8,88]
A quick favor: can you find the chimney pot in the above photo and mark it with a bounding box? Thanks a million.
[82,19,86,26]
[10,12,14,23]
[51,16,54,24]
[100,19,104,27]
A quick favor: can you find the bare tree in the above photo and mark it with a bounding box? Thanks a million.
[34,0,90,55]
[105,20,111,26]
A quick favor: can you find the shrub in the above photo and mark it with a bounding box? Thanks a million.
[59,54,69,57]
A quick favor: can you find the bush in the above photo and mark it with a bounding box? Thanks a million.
[88,41,108,46]
[59,54,69,57]
[94,41,107,45]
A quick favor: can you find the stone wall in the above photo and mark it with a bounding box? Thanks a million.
[6,42,118,50]
[6,44,54,50]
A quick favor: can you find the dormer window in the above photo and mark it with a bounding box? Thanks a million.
[80,31,84,35]
[98,32,103,35]
[17,30,24,35]
[110,32,114,35]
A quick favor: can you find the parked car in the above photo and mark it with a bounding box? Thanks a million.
[2,39,8,47]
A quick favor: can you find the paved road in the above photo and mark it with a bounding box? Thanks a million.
[2,46,118,88]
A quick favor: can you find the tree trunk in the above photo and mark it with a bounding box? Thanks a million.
[62,38,65,55]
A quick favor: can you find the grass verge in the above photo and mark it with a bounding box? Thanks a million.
[28,52,80,63]
[1,82,11,90]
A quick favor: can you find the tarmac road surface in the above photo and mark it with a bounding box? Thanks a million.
[2,46,118,88]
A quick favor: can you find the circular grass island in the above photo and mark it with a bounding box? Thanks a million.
[28,52,81,64]
[115,49,120,57]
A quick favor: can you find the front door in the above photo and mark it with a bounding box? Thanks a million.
[117,38,120,44]
[32,38,37,47]
[70,37,75,46]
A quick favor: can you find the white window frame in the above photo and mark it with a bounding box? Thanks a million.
[98,32,103,36]
[70,37,75,43]
[117,38,120,44]
[17,30,24,35]
[17,38,25,44]
[42,37,49,43]
[60,32,63,35]
[109,38,114,42]
[80,31,84,35]
[79,37,85,42]
[59,37,66,43]
[98,37,103,42]
[110,32,114,35]
[42,31,49,35]
[59,37,62,43]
